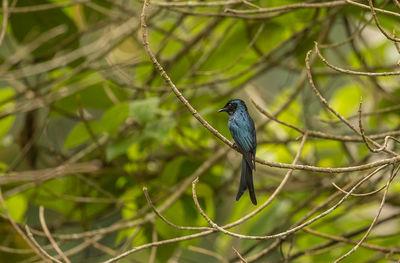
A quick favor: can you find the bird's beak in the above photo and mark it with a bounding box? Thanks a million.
[218,107,228,113]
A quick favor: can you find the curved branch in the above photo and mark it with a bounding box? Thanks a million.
[331,182,386,197]
[0,0,9,47]
[303,228,400,254]
[143,187,212,231]
[142,0,400,174]
[232,247,248,263]
[358,100,400,153]
[367,0,400,42]
[307,47,399,158]
[39,206,71,263]
[224,1,345,14]
[344,0,400,18]
[141,0,234,149]
[191,165,386,240]
[334,165,398,262]
[25,225,62,263]
[0,188,51,262]
[315,42,400,76]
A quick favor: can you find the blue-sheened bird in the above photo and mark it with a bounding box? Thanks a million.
[218,99,257,205]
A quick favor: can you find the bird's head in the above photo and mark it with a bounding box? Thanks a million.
[218,99,247,115]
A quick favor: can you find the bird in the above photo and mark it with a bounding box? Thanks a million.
[218,99,257,205]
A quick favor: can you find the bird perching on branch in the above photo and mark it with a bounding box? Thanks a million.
[219,99,257,205]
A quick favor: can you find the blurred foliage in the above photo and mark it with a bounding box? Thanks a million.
[0,0,400,262]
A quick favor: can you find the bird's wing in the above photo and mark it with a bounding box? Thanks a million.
[229,118,255,169]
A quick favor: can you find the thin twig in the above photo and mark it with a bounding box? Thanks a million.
[343,0,400,17]
[331,182,386,197]
[0,0,89,13]
[0,0,9,47]
[149,222,158,263]
[334,165,398,262]
[25,225,60,263]
[143,187,212,231]
[315,42,400,76]
[225,1,345,14]
[306,47,398,158]
[188,246,229,263]
[140,0,234,149]
[303,228,400,254]
[39,206,71,263]
[232,247,248,263]
[367,0,400,42]
[358,100,400,153]
[191,165,387,240]
[0,187,50,262]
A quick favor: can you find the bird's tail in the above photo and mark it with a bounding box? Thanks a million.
[236,157,257,205]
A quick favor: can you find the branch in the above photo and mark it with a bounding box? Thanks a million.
[143,187,212,231]
[0,0,9,47]
[39,206,71,263]
[331,182,386,197]
[232,247,248,263]
[225,1,346,14]
[143,0,400,174]
[191,165,387,240]
[306,47,399,157]
[303,228,400,254]
[358,99,400,153]
[25,225,62,263]
[140,0,234,149]
[367,0,400,42]
[0,161,101,185]
[0,187,50,262]
[315,42,400,76]
[334,165,398,262]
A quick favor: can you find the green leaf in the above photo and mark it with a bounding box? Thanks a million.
[106,137,138,161]
[3,195,27,222]
[159,157,186,185]
[0,88,15,142]
[202,21,256,71]
[64,121,101,148]
[143,117,176,142]
[30,178,75,217]
[328,84,363,117]
[0,161,8,172]
[130,97,160,123]
[53,73,127,113]
[64,103,129,148]
[120,187,142,219]
[101,102,129,136]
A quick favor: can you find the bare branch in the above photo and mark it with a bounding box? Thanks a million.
[334,165,399,262]
[39,206,71,263]
[232,247,248,263]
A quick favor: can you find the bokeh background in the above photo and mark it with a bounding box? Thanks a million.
[0,0,400,262]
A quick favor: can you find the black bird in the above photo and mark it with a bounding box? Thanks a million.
[219,99,257,205]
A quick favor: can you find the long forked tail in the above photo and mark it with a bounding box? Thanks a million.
[236,157,257,205]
